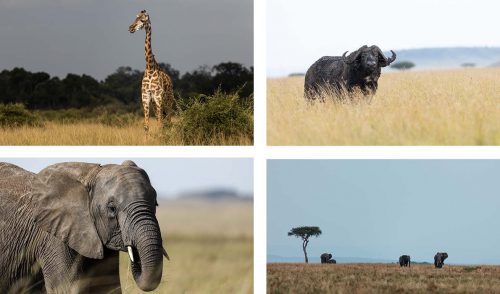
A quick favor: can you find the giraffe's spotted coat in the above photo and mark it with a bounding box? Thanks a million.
[129,10,174,132]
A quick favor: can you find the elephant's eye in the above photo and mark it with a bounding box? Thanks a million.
[107,203,117,217]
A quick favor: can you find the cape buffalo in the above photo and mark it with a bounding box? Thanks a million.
[304,45,396,100]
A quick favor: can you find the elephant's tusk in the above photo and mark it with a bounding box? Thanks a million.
[127,246,135,263]
[162,247,170,261]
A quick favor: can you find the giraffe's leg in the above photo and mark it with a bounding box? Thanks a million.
[153,93,163,127]
[142,92,151,132]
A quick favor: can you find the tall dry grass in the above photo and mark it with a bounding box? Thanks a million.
[0,120,252,145]
[120,199,253,293]
[268,68,500,145]
[268,263,500,293]
[0,121,154,145]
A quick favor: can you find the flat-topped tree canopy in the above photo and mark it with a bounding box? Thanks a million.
[287,226,322,239]
[288,226,322,263]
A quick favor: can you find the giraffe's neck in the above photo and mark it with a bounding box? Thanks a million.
[144,25,157,70]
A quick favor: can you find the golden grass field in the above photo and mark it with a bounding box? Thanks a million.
[267,68,500,145]
[119,199,253,293]
[268,263,500,293]
[0,120,252,145]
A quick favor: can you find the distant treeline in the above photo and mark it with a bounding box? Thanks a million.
[0,62,253,110]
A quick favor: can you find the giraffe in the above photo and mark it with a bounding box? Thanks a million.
[129,10,174,132]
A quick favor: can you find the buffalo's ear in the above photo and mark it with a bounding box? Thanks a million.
[348,50,363,68]
[378,53,390,67]
[33,173,103,259]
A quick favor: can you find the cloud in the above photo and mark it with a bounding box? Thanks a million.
[1,0,88,8]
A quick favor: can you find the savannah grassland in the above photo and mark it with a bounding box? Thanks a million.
[0,120,252,146]
[0,90,253,145]
[267,68,500,145]
[268,263,500,293]
[119,199,253,293]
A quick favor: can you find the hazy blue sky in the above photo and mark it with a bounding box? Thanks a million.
[268,160,500,265]
[2,158,253,198]
[0,0,253,80]
[267,0,500,77]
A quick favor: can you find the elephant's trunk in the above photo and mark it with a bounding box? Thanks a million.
[124,204,164,291]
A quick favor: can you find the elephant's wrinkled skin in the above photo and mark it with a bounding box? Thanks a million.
[0,161,169,293]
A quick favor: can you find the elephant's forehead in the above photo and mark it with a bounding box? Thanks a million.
[97,167,154,197]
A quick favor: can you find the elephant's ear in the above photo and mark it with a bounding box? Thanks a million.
[33,172,103,259]
[121,160,137,167]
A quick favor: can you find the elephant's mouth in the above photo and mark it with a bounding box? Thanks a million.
[126,245,170,264]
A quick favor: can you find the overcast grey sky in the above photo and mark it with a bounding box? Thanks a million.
[0,0,253,80]
[2,158,253,198]
[267,0,500,77]
[268,160,500,265]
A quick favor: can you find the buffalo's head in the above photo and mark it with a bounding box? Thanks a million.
[343,45,396,71]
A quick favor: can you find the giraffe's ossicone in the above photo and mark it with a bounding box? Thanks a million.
[129,10,174,132]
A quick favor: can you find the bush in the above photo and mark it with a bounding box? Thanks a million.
[391,61,416,70]
[36,105,140,126]
[0,103,42,127]
[96,111,139,126]
[165,90,253,145]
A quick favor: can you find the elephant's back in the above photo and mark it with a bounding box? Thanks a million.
[0,163,36,203]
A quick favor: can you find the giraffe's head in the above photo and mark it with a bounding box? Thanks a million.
[129,10,150,33]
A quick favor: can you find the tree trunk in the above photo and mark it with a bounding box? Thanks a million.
[302,239,309,263]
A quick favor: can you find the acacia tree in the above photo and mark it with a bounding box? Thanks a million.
[390,61,415,71]
[287,226,322,263]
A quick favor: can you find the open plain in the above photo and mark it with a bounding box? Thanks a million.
[268,69,500,145]
[268,263,500,294]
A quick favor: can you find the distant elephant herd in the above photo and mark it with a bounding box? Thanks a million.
[399,252,449,268]
[321,252,449,268]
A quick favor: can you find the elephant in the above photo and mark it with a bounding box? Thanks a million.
[320,253,336,264]
[399,255,411,267]
[0,161,169,293]
[434,252,448,268]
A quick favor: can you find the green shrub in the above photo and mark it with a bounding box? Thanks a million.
[96,111,138,126]
[36,105,140,126]
[0,104,42,127]
[165,90,253,145]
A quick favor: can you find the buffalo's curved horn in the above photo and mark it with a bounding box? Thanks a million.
[346,45,368,64]
[345,50,360,64]
[342,51,349,58]
[386,50,397,65]
[374,46,397,66]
